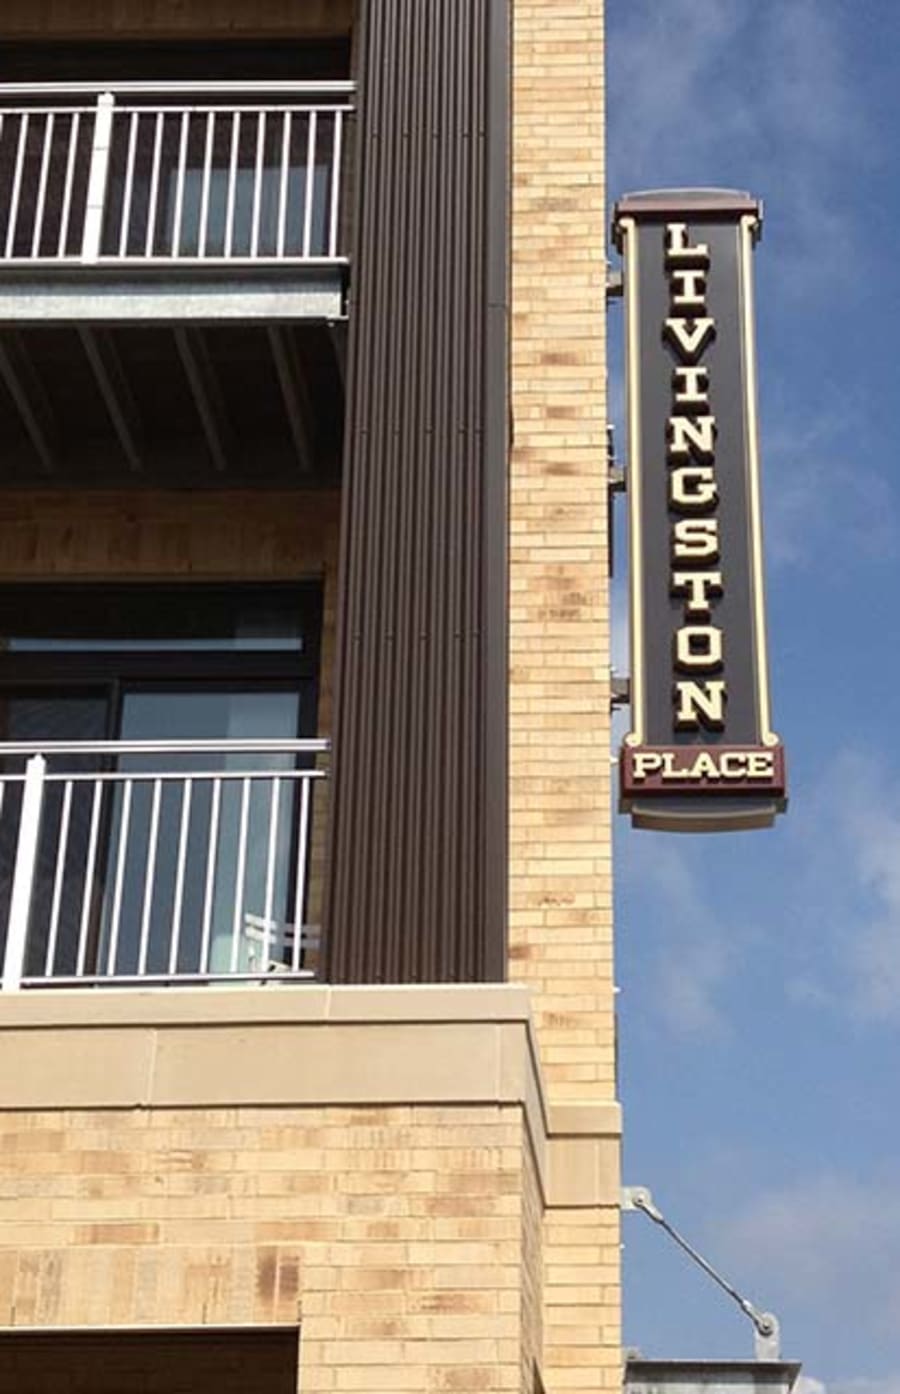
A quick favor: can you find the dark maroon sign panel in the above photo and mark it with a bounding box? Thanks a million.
[614,189,786,832]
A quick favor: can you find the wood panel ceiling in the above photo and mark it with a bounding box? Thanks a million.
[0,321,345,488]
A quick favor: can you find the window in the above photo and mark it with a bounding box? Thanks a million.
[0,582,322,981]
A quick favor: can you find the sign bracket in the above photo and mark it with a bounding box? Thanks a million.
[610,675,631,712]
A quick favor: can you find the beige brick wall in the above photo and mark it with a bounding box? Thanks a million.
[509,4,620,1388]
[509,1,613,1103]
[0,1100,532,1392]
[543,1207,621,1393]
[521,1137,544,1394]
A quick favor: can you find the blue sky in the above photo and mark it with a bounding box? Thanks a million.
[607,4,900,1392]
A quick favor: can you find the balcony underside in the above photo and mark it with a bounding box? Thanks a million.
[0,314,345,487]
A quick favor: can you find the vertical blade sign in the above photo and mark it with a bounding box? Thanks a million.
[614,190,786,832]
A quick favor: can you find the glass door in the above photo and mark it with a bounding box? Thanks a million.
[103,685,305,975]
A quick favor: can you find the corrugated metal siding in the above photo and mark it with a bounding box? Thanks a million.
[324,0,510,983]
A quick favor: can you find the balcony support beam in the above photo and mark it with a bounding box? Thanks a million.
[0,330,58,475]
[0,269,347,326]
[327,322,347,393]
[174,327,233,475]
[267,326,314,475]
[78,326,144,474]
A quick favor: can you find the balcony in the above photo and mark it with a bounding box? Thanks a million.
[0,738,328,990]
[0,79,354,319]
[0,80,353,486]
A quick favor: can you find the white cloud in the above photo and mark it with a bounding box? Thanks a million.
[616,835,737,1036]
[607,1,894,572]
[620,743,900,1036]
[763,412,897,571]
[835,764,900,1022]
[718,1172,900,1348]
[607,0,748,191]
[607,0,874,296]
[654,933,733,1037]
[788,749,900,1024]
[790,1370,900,1394]
[831,1379,900,1394]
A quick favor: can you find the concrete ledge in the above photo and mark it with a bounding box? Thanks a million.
[0,984,621,1209]
[0,983,534,1029]
[546,1101,623,1208]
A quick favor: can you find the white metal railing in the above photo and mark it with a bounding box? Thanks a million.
[0,81,354,266]
[0,739,328,990]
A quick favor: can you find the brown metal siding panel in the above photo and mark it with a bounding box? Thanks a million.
[325,0,510,983]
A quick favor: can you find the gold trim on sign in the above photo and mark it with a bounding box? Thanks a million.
[738,214,780,748]
[620,216,645,748]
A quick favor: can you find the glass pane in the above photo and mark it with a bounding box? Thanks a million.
[100,689,302,978]
[0,693,109,979]
[119,689,300,745]
[0,584,311,651]
[0,691,107,754]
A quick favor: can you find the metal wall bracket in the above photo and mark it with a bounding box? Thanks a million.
[606,267,624,300]
[608,424,626,577]
[621,1184,782,1363]
[611,675,631,711]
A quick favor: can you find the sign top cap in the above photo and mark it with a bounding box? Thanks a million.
[612,188,762,247]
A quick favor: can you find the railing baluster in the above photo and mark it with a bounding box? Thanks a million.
[31,113,55,259]
[224,111,240,258]
[169,777,192,974]
[230,777,251,973]
[302,110,317,259]
[44,779,73,976]
[145,110,164,258]
[329,109,344,259]
[292,776,312,972]
[250,110,266,258]
[5,113,30,260]
[137,777,162,975]
[75,779,103,977]
[198,111,215,258]
[200,776,222,974]
[57,110,81,257]
[171,110,190,257]
[277,111,291,259]
[118,109,139,256]
[2,756,46,991]
[106,777,132,976]
[262,775,281,967]
[81,91,114,261]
